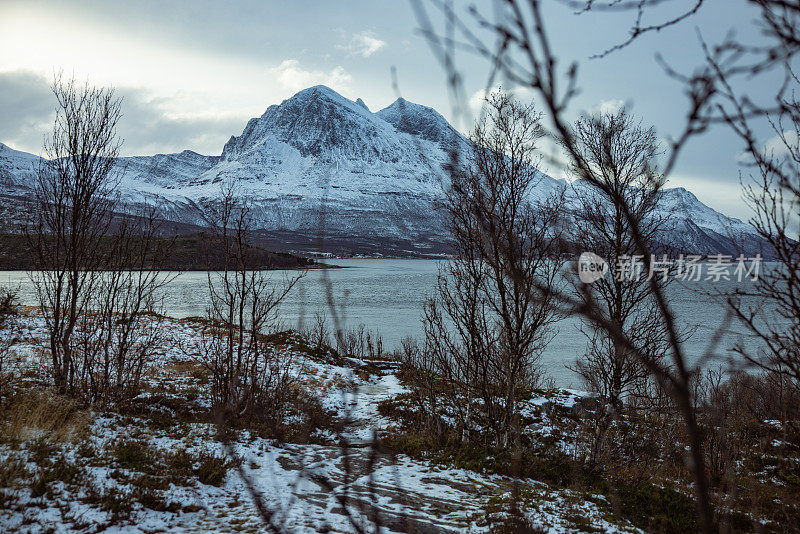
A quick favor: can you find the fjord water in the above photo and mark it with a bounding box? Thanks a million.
[1,259,769,388]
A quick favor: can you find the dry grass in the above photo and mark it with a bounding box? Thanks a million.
[0,389,91,443]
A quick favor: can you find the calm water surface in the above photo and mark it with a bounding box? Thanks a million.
[0,259,770,387]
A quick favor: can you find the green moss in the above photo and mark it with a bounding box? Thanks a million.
[613,482,697,533]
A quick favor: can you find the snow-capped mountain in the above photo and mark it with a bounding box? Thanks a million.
[564,178,763,257]
[0,142,41,193]
[0,86,769,257]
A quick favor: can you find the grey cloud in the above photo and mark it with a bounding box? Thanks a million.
[0,70,246,156]
[0,70,55,153]
[114,90,245,156]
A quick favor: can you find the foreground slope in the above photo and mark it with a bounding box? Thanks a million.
[0,307,644,533]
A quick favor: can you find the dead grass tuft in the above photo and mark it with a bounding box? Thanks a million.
[0,389,91,443]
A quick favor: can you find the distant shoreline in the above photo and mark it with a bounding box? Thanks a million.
[0,233,330,271]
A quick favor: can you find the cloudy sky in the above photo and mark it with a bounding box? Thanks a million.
[0,0,776,220]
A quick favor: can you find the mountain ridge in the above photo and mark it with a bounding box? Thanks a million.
[0,86,770,257]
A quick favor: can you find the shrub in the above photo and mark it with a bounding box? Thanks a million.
[613,482,697,534]
[0,287,18,322]
[0,286,18,398]
[0,455,27,487]
[195,451,234,486]
[113,440,153,472]
[385,432,588,488]
[98,487,134,523]
[29,454,83,498]
[111,438,237,489]
[133,486,177,513]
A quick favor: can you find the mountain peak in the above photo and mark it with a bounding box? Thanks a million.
[381,96,437,113]
[377,97,459,146]
[291,84,341,99]
[285,85,361,109]
[221,85,391,160]
[667,186,698,201]
[0,141,40,162]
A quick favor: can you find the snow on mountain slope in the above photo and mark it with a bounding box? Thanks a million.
[112,86,463,241]
[563,178,763,255]
[205,85,459,199]
[117,150,220,191]
[657,186,753,237]
[0,142,40,193]
[376,97,462,148]
[0,86,769,256]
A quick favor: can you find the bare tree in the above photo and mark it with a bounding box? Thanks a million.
[564,110,677,468]
[31,76,173,403]
[0,287,18,399]
[410,1,722,529]
[32,76,121,396]
[336,323,385,359]
[728,96,800,427]
[75,207,173,402]
[546,1,800,529]
[201,184,303,422]
[556,1,800,407]
[417,91,564,447]
[568,110,670,409]
[306,310,331,350]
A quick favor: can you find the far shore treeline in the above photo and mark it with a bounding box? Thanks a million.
[0,232,320,271]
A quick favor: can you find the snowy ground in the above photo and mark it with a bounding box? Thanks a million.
[0,308,643,533]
